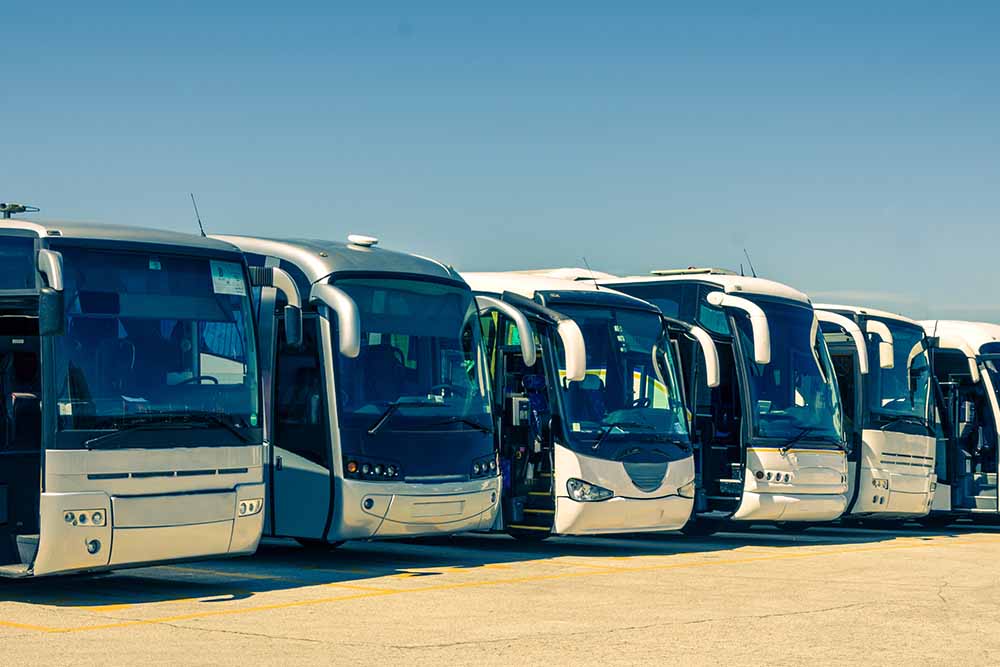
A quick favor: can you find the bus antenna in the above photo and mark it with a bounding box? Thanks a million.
[190,193,207,237]
[0,202,40,220]
[743,248,758,278]
[582,256,601,290]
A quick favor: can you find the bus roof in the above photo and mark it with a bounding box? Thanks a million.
[518,267,812,305]
[461,271,658,312]
[213,235,462,286]
[920,320,1000,355]
[3,219,241,254]
[814,304,922,328]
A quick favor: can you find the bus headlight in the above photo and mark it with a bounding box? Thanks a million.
[678,480,696,499]
[471,454,499,479]
[566,478,613,502]
[239,498,264,517]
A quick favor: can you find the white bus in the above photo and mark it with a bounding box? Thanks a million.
[463,272,718,538]
[542,268,849,532]
[217,235,525,546]
[921,320,1000,524]
[816,305,935,520]
[1,220,267,577]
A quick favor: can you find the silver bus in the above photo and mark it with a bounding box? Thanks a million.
[1,220,266,577]
[218,234,515,546]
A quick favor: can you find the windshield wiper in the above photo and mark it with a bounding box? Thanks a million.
[878,414,934,436]
[779,427,818,454]
[82,412,251,449]
[427,417,493,434]
[592,421,654,450]
[367,399,446,435]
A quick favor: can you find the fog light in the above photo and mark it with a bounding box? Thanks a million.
[363,498,374,510]
[86,539,101,555]
[755,470,764,480]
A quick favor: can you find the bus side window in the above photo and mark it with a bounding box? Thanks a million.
[274,316,328,467]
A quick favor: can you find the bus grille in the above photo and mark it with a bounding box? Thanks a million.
[623,462,667,492]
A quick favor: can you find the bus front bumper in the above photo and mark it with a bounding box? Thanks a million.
[554,494,694,535]
[733,447,848,522]
[334,476,501,540]
[30,484,265,577]
[849,466,935,518]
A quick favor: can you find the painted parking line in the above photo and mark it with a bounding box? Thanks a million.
[0,536,960,634]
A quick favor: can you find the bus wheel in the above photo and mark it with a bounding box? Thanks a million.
[508,528,550,542]
[295,538,345,551]
[679,518,721,537]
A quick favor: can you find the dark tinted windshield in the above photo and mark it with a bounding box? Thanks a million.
[54,246,259,441]
[332,278,493,477]
[551,304,690,458]
[0,236,36,290]
[734,299,843,444]
[866,320,931,424]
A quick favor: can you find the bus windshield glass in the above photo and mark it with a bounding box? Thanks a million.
[0,235,36,290]
[332,278,494,477]
[53,246,260,441]
[551,304,690,457]
[734,299,844,444]
[866,320,931,425]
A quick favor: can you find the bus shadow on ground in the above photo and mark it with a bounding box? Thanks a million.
[1,522,994,609]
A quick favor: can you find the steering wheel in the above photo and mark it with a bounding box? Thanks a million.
[431,383,468,398]
[631,397,651,408]
[176,375,220,385]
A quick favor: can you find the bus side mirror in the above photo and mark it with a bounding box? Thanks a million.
[283,305,303,348]
[250,265,303,347]
[38,288,65,336]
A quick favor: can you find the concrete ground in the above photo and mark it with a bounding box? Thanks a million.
[2,524,1000,665]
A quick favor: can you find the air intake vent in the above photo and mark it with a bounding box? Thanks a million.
[623,462,667,492]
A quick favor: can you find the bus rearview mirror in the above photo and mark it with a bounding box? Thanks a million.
[38,288,65,336]
[283,305,303,347]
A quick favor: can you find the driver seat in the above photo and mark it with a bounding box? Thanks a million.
[361,343,407,403]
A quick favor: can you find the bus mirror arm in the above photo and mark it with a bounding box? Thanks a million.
[816,310,869,375]
[865,320,895,369]
[557,319,587,383]
[475,295,536,367]
[689,325,721,388]
[36,250,65,336]
[250,266,303,347]
[310,283,361,358]
[706,291,771,365]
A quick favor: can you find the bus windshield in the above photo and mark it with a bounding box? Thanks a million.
[0,235,36,290]
[734,299,844,444]
[866,320,931,425]
[551,304,690,457]
[332,278,494,478]
[53,246,260,442]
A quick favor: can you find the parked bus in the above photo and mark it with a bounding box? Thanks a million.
[1,219,268,577]
[463,272,719,538]
[921,320,1000,524]
[541,268,849,533]
[815,305,935,521]
[216,235,529,546]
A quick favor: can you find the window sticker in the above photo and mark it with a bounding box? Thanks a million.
[58,402,73,416]
[210,260,247,296]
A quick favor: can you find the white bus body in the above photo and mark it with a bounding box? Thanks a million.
[816,305,935,519]
[1,221,265,578]
[464,272,703,537]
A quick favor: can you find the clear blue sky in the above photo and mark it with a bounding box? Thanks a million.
[2,3,998,321]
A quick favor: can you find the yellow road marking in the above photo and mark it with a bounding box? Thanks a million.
[0,536,962,634]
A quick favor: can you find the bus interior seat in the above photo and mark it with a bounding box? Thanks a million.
[566,374,606,423]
